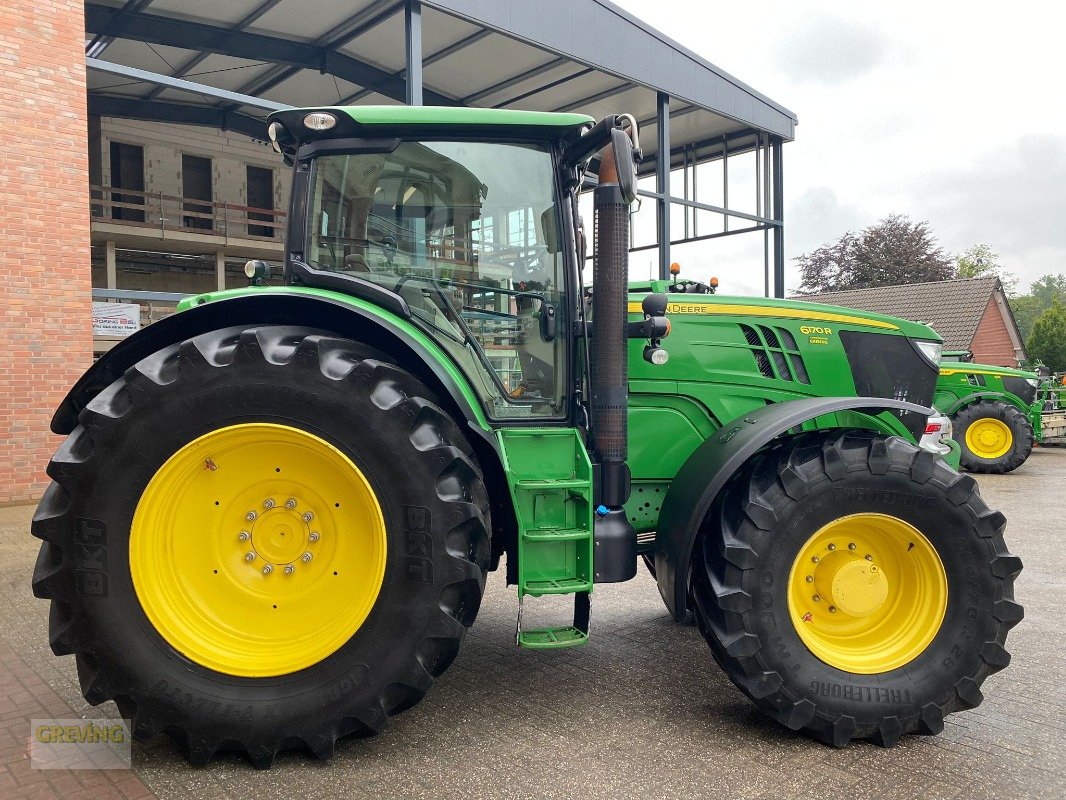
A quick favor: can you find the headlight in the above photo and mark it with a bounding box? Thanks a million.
[1025,378,1039,387]
[244,260,270,282]
[303,112,337,131]
[914,340,942,367]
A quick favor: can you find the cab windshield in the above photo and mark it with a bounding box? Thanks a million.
[306,140,566,419]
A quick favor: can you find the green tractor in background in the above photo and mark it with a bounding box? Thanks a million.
[935,351,1042,472]
[33,107,1020,767]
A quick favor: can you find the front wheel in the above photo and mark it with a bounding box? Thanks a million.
[691,430,1022,747]
[952,400,1033,473]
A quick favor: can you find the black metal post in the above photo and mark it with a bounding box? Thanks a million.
[772,135,784,298]
[656,92,670,279]
[404,0,423,106]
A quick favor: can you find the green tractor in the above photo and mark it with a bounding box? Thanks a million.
[935,351,1042,472]
[33,107,1021,767]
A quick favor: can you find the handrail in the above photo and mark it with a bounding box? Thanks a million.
[89,183,286,240]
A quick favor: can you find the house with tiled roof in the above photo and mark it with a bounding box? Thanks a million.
[793,277,1026,367]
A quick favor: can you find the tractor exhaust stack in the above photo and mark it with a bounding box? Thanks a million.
[589,125,638,583]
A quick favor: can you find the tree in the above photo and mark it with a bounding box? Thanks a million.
[955,243,1018,295]
[1008,273,1066,342]
[795,215,954,294]
[1025,300,1066,372]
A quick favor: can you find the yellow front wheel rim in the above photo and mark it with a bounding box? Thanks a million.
[787,513,948,674]
[965,418,1013,459]
[130,423,387,677]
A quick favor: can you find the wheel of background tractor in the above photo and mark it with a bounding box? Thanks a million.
[952,400,1033,473]
[31,326,490,768]
[690,429,1022,748]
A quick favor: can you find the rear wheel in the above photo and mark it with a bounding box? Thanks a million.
[952,400,1033,473]
[691,430,1022,747]
[32,326,490,767]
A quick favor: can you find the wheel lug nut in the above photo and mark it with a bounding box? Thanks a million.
[263,498,276,510]
[308,531,320,543]
[811,556,820,563]
[848,543,856,550]
[301,552,313,563]
[284,564,295,575]
[302,512,314,523]
[285,498,297,509]
[245,510,258,522]
[827,543,836,551]
[238,531,250,542]
[805,576,814,583]
[865,554,873,561]
[262,564,273,575]
[812,595,820,602]
[244,552,256,562]
[829,606,837,613]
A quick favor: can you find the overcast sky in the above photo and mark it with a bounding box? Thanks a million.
[611,0,1066,296]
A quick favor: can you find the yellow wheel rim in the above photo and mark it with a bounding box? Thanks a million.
[965,418,1013,459]
[130,423,387,677]
[787,513,947,674]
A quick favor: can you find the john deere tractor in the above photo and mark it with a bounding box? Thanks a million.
[935,351,1042,472]
[33,107,1021,767]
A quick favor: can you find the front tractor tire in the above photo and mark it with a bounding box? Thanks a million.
[32,326,490,767]
[952,400,1034,473]
[691,430,1022,748]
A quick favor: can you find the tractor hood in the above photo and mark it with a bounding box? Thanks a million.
[626,291,941,342]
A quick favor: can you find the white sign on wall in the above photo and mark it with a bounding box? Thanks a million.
[92,302,141,337]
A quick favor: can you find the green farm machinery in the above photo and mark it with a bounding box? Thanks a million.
[935,352,1044,471]
[33,107,1021,766]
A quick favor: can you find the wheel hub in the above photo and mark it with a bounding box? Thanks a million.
[244,500,318,572]
[965,417,1012,459]
[130,423,387,678]
[787,513,948,674]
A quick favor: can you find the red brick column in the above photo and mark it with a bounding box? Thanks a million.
[0,1,93,504]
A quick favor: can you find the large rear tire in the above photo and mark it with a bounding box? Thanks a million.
[952,400,1033,473]
[691,430,1022,747]
[32,326,490,767]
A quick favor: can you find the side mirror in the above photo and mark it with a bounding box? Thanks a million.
[540,206,560,254]
[609,127,638,204]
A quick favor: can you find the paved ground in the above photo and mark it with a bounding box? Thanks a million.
[1,448,1063,800]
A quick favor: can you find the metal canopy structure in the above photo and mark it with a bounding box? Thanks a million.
[83,0,797,295]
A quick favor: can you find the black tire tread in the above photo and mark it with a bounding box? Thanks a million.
[32,326,491,768]
[691,429,1022,748]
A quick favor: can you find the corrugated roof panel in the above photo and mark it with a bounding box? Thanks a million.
[258,69,363,107]
[147,0,262,27]
[247,0,385,42]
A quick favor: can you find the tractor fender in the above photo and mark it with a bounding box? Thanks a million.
[652,396,932,621]
[53,291,494,449]
[941,391,1021,417]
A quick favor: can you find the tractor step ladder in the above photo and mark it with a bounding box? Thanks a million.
[498,428,594,649]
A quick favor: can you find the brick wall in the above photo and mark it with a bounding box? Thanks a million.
[971,295,1018,367]
[0,1,92,504]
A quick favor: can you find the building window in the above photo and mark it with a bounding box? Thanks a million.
[246,165,274,238]
[109,141,145,223]
[182,154,213,231]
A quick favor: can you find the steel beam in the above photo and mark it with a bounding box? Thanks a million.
[405,0,423,105]
[656,92,671,280]
[143,0,285,101]
[461,57,568,104]
[772,135,785,298]
[87,58,288,111]
[234,0,401,99]
[342,28,490,104]
[87,95,269,140]
[84,2,456,106]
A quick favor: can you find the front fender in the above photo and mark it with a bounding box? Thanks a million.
[653,396,932,621]
[942,391,1016,416]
